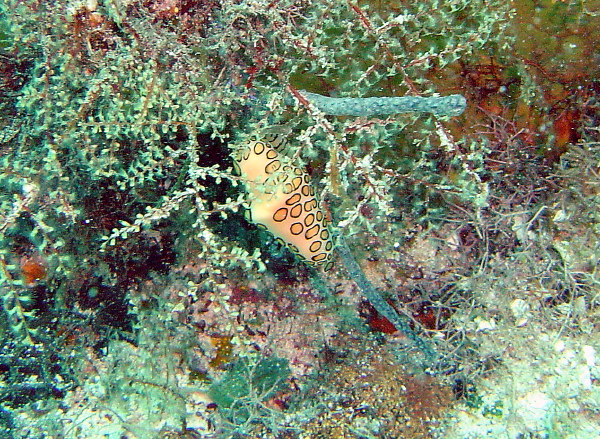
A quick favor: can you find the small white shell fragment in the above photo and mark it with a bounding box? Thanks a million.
[577,364,592,390]
[510,298,530,326]
[552,209,569,222]
[582,345,596,367]
[515,317,528,327]
[474,316,496,331]
[554,339,565,353]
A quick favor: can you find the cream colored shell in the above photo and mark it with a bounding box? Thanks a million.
[237,135,333,270]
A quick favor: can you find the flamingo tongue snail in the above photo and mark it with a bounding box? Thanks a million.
[235,134,335,271]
